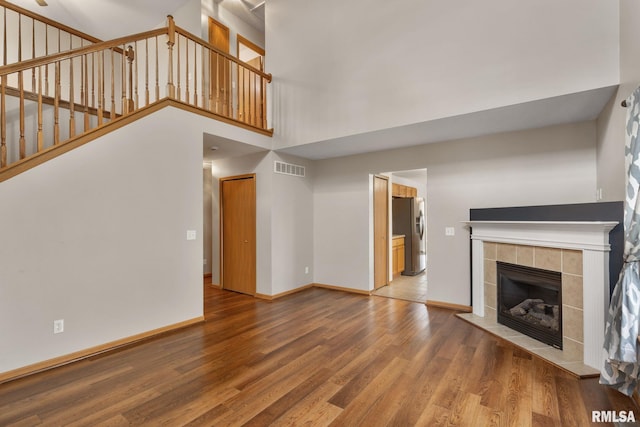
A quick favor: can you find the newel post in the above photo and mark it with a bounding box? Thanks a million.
[126,45,135,113]
[166,15,176,99]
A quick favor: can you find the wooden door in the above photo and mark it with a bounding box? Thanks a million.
[208,17,231,116]
[220,174,256,295]
[374,175,389,289]
[237,34,265,127]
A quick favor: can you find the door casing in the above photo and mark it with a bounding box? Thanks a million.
[220,173,257,295]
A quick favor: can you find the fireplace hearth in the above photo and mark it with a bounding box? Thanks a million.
[497,262,562,349]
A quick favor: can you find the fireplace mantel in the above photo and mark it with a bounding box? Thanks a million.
[464,221,618,251]
[463,220,618,370]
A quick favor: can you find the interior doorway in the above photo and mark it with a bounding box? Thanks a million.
[220,173,257,295]
[373,175,389,290]
[237,34,265,127]
[208,17,231,116]
[373,168,428,303]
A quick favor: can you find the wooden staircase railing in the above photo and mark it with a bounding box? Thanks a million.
[0,0,101,66]
[0,16,272,179]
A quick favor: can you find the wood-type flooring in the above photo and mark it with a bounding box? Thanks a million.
[0,285,637,426]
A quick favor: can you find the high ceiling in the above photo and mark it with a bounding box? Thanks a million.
[9,1,619,162]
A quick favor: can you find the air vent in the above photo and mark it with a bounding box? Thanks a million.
[274,161,305,177]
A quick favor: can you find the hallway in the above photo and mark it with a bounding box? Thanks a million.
[373,271,427,303]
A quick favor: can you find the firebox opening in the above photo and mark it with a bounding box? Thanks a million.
[497,262,562,349]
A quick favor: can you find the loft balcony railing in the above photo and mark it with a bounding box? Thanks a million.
[0,15,272,180]
[0,0,101,65]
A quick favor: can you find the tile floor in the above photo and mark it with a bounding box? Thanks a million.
[373,271,428,303]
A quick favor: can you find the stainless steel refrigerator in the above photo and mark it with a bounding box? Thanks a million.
[392,197,426,276]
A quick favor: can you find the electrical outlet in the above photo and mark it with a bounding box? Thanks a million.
[305,266,309,274]
[186,230,196,240]
[53,319,64,334]
[445,227,455,236]
[203,258,207,265]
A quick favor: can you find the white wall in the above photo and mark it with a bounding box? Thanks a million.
[0,107,203,374]
[203,164,213,276]
[314,122,597,304]
[170,0,202,35]
[596,0,640,202]
[271,153,314,294]
[267,0,619,149]
[209,151,314,295]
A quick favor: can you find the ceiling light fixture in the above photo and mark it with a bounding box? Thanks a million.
[35,0,48,6]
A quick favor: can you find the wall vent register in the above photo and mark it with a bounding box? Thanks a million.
[274,161,305,177]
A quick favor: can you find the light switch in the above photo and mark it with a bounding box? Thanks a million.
[186,230,196,240]
[445,227,455,236]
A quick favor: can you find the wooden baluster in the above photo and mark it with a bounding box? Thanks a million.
[110,48,115,119]
[97,51,103,126]
[213,51,218,112]
[54,61,60,145]
[145,38,149,105]
[155,36,159,101]
[19,71,25,159]
[121,44,126,114]
[126,45,134,113]
[44,25,49,96]
[238,65,244,122]
[261,75,267,129]
[185,38,189,104]
[83,55,89,131]
[194,42,198,108]
[166,15,175,98]
[18,13,22,62]
[225,57,230,117]
[249,69,254,125]
[1,75,6,167]
[243,67,248,123]
[31,18,35,90]
[201,45,206,109]
[90,52,94,108]
[3,8,7,66]
[37,66,43,151]
[176,33,181,101]
[69,57,75,138]
[134,41,138,109]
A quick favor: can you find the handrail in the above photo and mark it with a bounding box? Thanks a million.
[0,0,103,71]
[0,15,272,176]
[174,26,271,82]
[0,0,101,44]
[0,28,167,76]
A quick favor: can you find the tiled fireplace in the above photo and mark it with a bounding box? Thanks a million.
[461,220,618,376]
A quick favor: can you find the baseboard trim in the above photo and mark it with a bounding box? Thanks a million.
[426,300,472,312]
[0,316,204,385]
[255,284,314,301]
[313,283,372,296]
[203,273,212,279]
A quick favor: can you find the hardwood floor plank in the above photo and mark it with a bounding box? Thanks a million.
[270,380,343,426]
[328,357,410,426]
[243,367,334,426]
[0,286,636,426]
[532,357,562,422]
